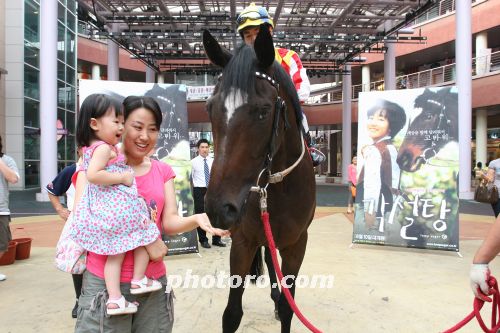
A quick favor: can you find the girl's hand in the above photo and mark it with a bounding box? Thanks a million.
[195,213,231,237]
[121,172,134,187]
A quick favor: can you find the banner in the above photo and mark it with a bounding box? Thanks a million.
[79,80,199,255]
[353,87,459,251]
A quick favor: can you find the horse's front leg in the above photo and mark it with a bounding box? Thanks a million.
[264,246,280,320]
[277,232,308,333]
[223,240,257,333]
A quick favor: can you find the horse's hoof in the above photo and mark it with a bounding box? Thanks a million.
[274,310,280,321]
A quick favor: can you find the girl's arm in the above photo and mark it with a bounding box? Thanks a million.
[87,144,133,186]
[161,179,229,236]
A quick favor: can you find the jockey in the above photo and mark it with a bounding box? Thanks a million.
[236,3,325,167]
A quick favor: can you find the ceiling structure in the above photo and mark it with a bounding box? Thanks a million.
[77,0,435,75]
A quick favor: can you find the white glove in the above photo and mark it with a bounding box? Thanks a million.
[470,264,492,302]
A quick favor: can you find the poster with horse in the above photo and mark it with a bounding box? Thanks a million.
[353,86,459,251]
[79,80,199,255]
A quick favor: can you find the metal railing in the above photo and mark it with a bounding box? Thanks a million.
[307,50,500,104]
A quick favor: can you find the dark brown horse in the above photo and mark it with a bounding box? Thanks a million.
[397,87,458,172]
[203,27,316,333]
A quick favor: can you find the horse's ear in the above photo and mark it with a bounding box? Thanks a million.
[203,30,232,68]
[254,24,275,69]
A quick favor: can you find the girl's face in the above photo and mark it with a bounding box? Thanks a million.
[91,108,123,146]
[122,107,159,161]
[367,110,390,141]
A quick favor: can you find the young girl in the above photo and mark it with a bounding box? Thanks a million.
[70,94,162,316]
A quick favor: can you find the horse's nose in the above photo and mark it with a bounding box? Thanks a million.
[205,196,240,229]
[397,150,413,171]
[221,202,239,224]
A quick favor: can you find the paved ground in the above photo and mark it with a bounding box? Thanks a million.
[0,183,498,332]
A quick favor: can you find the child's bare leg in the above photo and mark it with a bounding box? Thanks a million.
[104,253,125,308]
[132,246,149,282]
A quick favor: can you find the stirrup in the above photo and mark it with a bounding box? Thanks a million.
[130,276,163,295]
[106,295,138,316]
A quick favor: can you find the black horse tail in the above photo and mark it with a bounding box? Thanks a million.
[248,247,264,284]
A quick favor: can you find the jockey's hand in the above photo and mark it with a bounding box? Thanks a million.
[470,264,493,302]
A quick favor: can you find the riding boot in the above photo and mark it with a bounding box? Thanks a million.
[305,132,325,167]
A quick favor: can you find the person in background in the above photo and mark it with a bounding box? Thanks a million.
[191,139,226,248]
[483,147,500,217]
[236,2,325,166]
[347,156,357,214]
[46,148,82,318]
[0,134,20,281]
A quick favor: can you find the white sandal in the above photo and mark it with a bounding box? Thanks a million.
[130,276,163,295]
[106,296,138,316]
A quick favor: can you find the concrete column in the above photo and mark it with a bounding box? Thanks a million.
[342,64,352,184]
[457,0,473,199]
[38,0,58,201]
[157,73,164,84]
[107,23,119,81]
[362,65,370,92]
[384,21,396,91]
[145,66,155,83]
[475,31,490,75]
[91,64,100,80]
[476,109,488,167]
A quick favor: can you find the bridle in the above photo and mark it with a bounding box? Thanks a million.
[418,98,453,164]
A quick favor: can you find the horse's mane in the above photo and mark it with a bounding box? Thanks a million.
[221,44,303,127]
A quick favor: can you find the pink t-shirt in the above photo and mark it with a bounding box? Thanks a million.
[86,159,176,282]
[348,164,357,184]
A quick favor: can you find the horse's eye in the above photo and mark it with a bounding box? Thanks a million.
[426,113,433,120]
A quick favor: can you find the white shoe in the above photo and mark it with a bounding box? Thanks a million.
[130,276,163,295]
[0,273,6,281]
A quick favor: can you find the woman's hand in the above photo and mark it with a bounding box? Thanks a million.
[470,264,493,302]
[195,213,231,237]
[56,207,70,221]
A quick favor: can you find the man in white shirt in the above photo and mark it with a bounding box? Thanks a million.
[191,139,226,248]
[0,135,20,281]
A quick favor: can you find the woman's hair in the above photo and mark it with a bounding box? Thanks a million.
[367,100,407,137]
[0,134,3,158]
[122,96,162,130]
[76,94,122,147]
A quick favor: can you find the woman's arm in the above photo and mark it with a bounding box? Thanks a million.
[0,158,19,184]
[483,168,495,183]
[161,179,229,236]
[87,144,133,186]
[48,192,69,221]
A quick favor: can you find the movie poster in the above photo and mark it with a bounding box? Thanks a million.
[353,87,459,251]
[79,80,199,255]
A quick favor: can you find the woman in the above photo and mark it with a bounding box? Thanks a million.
[357,100,406,230]
[347,156,357,214]
[74,96,228,332]
[483,147,500,217]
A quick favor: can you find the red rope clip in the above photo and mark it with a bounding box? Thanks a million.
[443,276,500,333]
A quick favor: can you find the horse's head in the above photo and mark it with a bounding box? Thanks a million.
[397,88,458,172]
[202,28,302,229]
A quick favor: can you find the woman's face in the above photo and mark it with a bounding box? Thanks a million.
[122,107,159,161]
[352,156,357,165]
[367,110,390,141]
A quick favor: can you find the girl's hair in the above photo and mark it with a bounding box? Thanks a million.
[367,100,407,137]
[76,94,122,147]
[122,96,162,130]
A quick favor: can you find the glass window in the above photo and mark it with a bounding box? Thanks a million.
[24,127,40,160]
[57,60,65,81]
[57,136,66,160]
[66,30,76,67]
[24,98,39,128]
[66,65,75,87]
[24,65,39,100]
[57,80,67,108]
[58,2,65,22]
[66,135,76,161]
[24,43,39,68]
[66,86,76,112]
[58,162,66,173]
[58,22,65,61]
[66,111,75,135]
[67,9,76,32]
[24,0,39,43]
[66,0,76,13]
[24,161,40,188]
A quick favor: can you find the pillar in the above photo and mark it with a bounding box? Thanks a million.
[91,64,100,80]
[384,21,396,91]
[107,23,119,81]
[342,64,352,184]
[476,109,487,167]
[146,66,155,83]
[361,65,370,92]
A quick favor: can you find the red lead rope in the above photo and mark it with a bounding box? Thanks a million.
[443,276,500,333]
[261,211,323,333]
